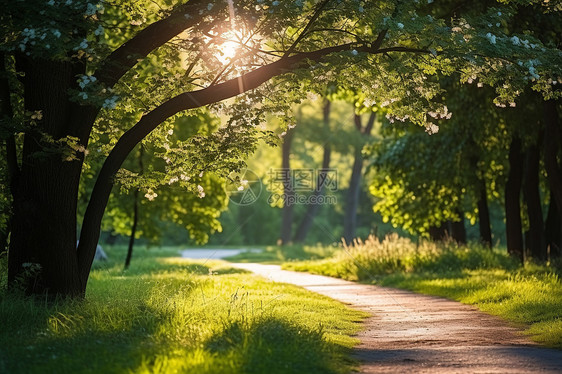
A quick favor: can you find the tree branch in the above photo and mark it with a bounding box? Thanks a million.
[284,0,333,57]
[95,0,214,87]
[77,37,428,284]
[364,111,376,135]
[353,113,362,131]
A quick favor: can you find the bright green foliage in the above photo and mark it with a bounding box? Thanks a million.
[83,111,231,244]
[0,246,365,373]
[366,82,507,236]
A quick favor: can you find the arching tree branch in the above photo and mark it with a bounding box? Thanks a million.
[77,39,429,286]
[95,0,215,87]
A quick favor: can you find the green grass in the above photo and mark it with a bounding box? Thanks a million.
[0,246,365,374]
[282,234,562,349]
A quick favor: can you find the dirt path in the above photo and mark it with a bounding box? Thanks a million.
[231,263,562,373]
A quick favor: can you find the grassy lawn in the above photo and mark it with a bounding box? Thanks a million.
[0,246,365,374]
[277,235,562,349]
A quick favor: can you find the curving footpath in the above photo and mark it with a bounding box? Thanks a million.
[231,263,562,374]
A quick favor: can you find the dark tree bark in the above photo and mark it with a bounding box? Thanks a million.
[124,189,139,270]
[8,57,87,296]
[505,137,524,263]
[1,53,17,254]
[477,180,493,247]
[428,222,448,241]
[523,143,546,261]
[279,128,295,245]
[343,112,375,244]
[450,216,467,244]
[294,100,331,243]
[545,192,561,259]
[543,99,562,258]
[124,147,144,270]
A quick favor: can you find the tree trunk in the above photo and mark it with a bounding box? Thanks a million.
[343,112,375,244]
[293,145,331,242]
[477,180,493,247]
[343,152,363,245]
[124,147,144,269]
[523,143,546,261]
[543,99,562,211]
[428,222,448,241]
[543,99,562,260]
[505,137,524,263]
[545,192,561,259]
[279,128,295,245]
[124,189,139,270]
[450,216,467,244]
[294,100,331,243]
[7,57,98,297]
[1,55,15,255]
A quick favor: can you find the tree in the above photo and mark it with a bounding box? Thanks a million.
[2,0,560,297]
[343,110,376,244]
[293,99,332,243]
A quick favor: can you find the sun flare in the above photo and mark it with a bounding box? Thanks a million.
[216,39,238,64]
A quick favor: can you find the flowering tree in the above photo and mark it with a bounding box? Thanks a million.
[1,0,560,297]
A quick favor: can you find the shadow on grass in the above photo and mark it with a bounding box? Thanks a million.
[0,295,172,374]
[205,317,342,374]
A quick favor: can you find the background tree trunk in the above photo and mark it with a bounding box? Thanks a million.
[279,128,295,245]
[450,216,467,244]
[505,137,524,263]
[343,112,375,244]
[429,222,448,241]
[294,100,331,243]
[543,99,562,260]
[523,143,546,261]
[124,147,144,270]
[545,192,561,259]
[477,180,493,247]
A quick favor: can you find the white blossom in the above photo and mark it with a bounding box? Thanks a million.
[485,33,496,44]
[85,3,98,15]
[425,123,439,135]
[102,96,119,109]
[145,189,158,201]
[197,185,205,198]
[94,25,104,36]
[510,36,520,46]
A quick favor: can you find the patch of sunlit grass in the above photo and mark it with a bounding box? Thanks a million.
[0,246,364,373]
